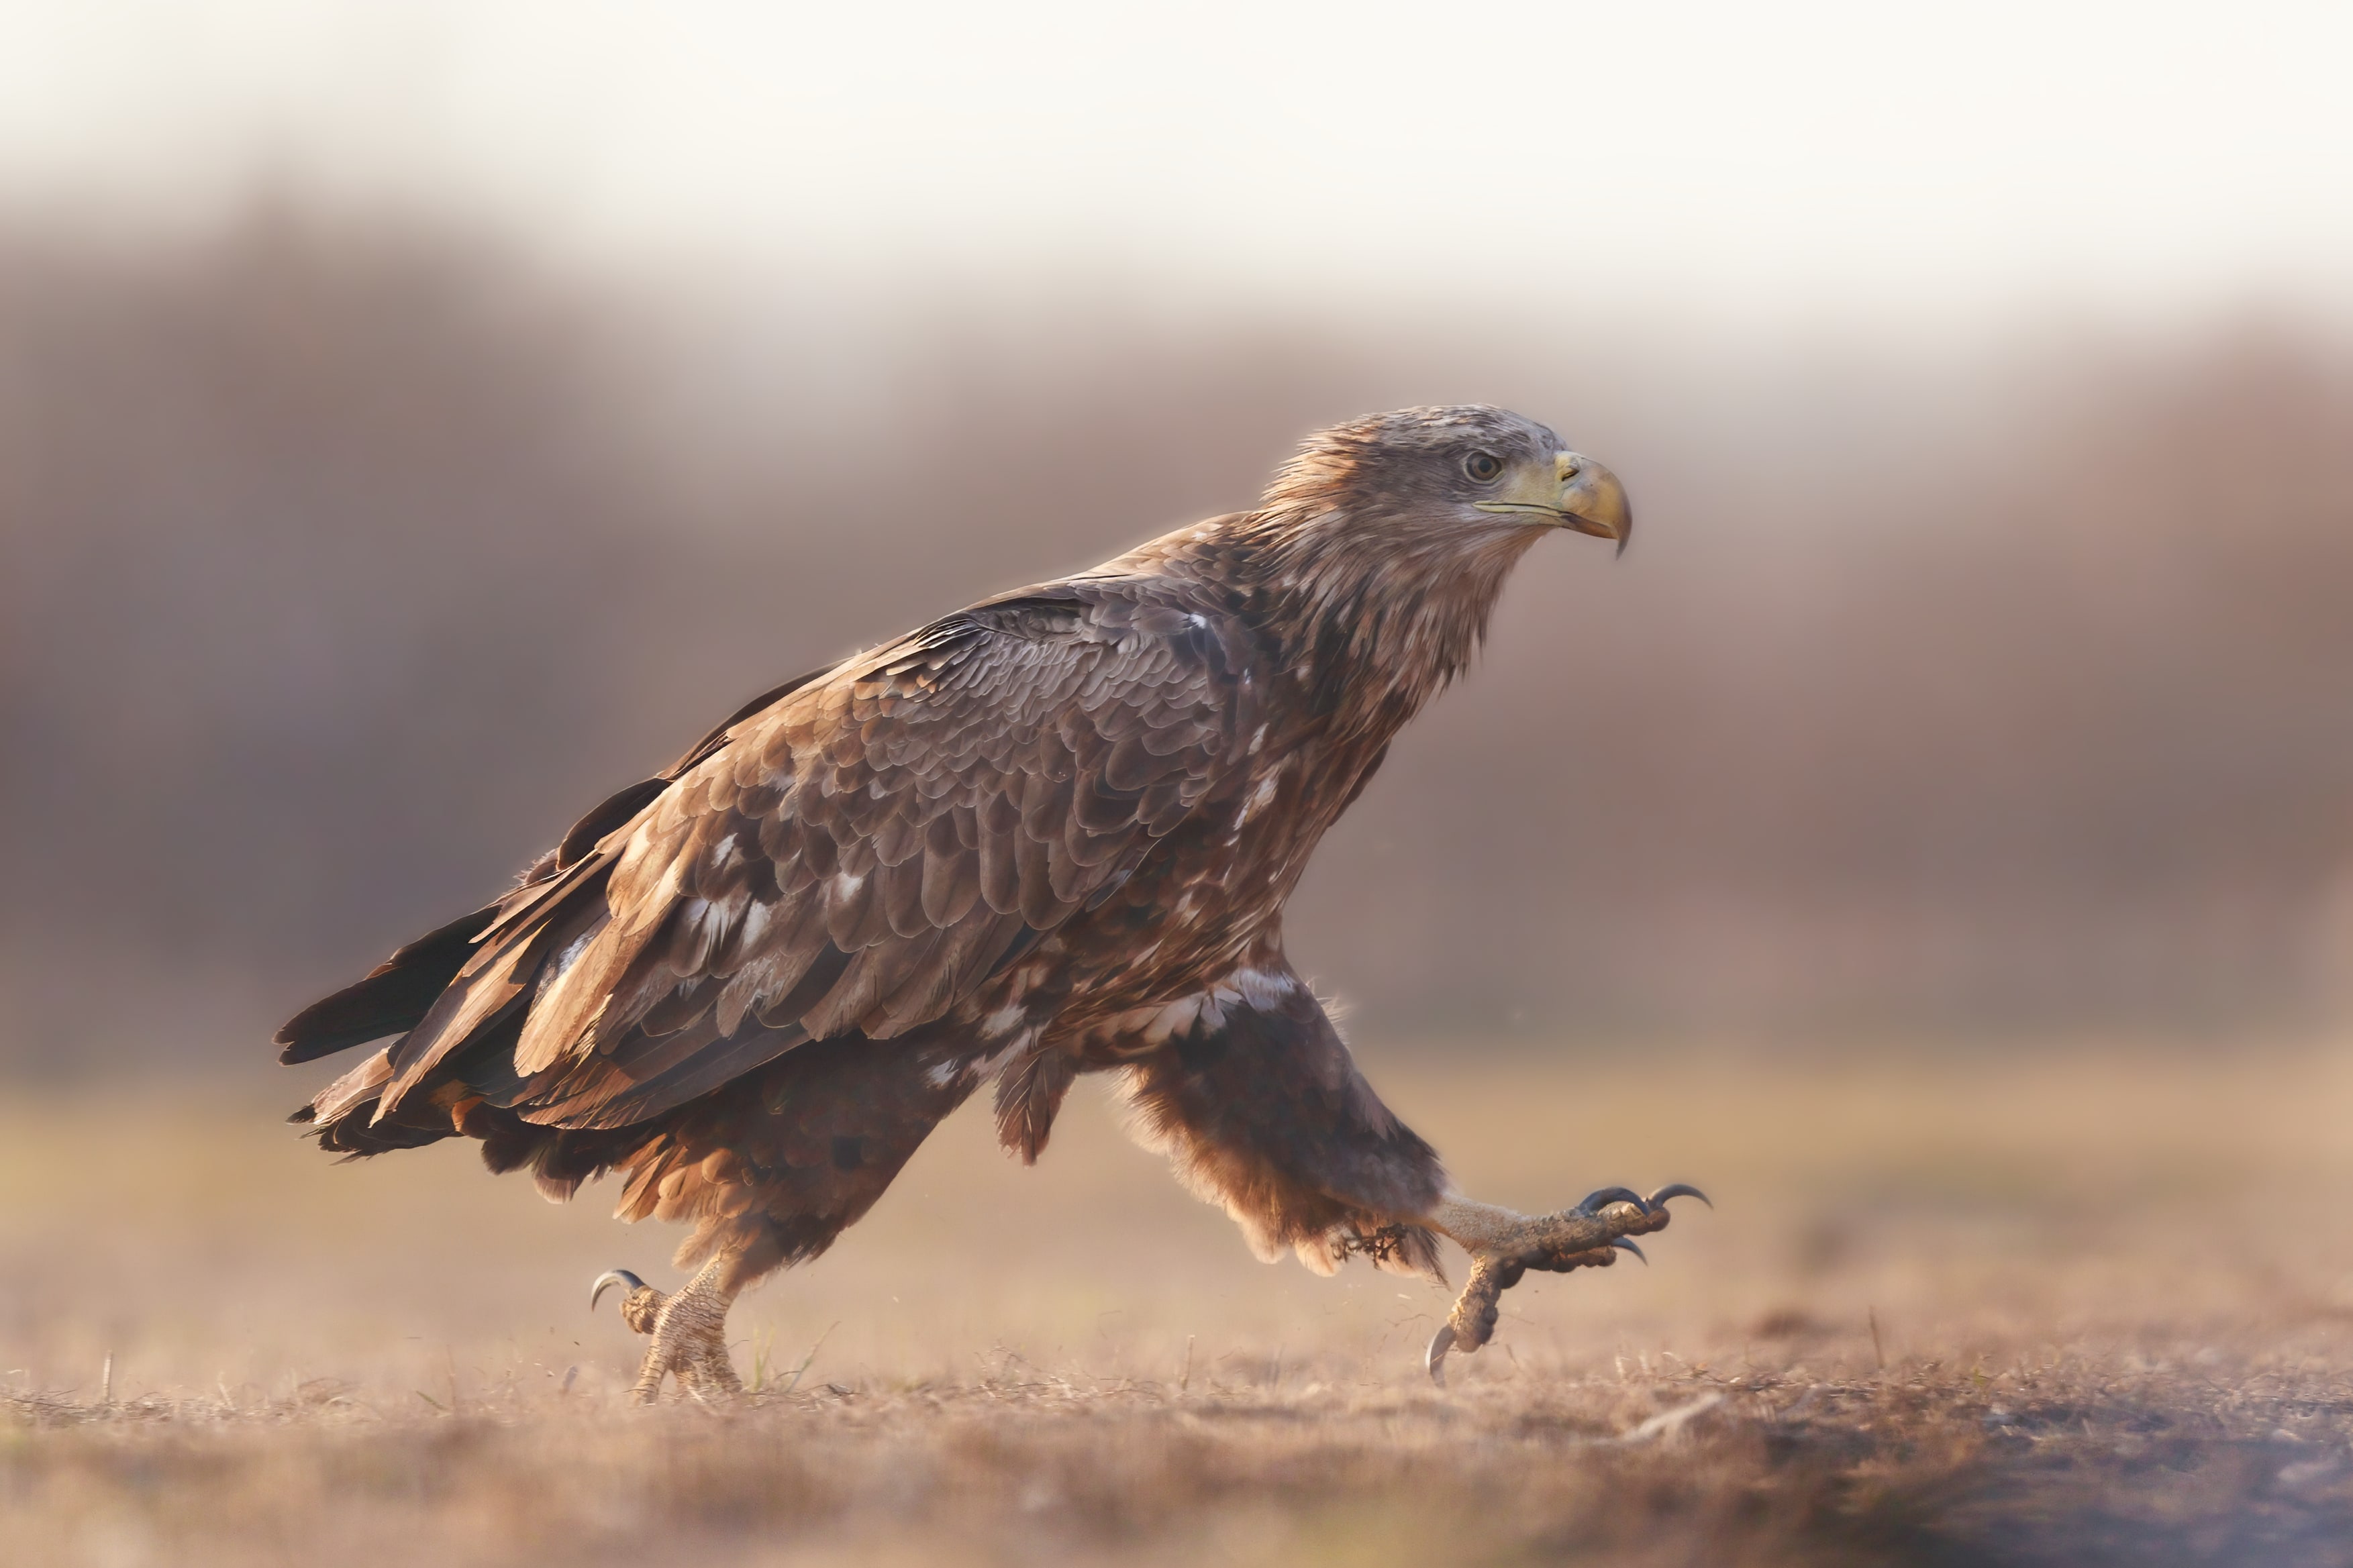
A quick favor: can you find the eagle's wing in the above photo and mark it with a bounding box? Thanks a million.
[365,587,1254,1133]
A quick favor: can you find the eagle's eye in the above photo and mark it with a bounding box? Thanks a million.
[1462,450,1503,484]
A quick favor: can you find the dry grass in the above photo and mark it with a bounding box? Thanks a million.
[9,1039,2353,1565]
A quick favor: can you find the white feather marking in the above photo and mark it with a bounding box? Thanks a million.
[958,1037,1031,1085]
[1228,967,1297,1009]
[1154,995,1206,1042]
[1232,769,1283,831]
[1088,961,1301,1049]
[548,931,593,984]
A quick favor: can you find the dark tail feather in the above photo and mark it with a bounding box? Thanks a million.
[282,1047,447,1157]
[274,904,499,1063]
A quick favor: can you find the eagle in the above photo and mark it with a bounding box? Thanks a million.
[277,405,1703,1397]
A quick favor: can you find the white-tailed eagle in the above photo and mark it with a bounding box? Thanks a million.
[279,405,1703,1396]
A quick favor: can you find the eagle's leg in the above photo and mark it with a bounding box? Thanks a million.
[591,1257,744,1404]
[1421,1183,1709,1386]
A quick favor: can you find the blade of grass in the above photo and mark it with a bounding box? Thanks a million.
[778,1322,840,1397]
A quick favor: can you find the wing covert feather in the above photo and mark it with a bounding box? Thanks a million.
[484,588,1252,1129]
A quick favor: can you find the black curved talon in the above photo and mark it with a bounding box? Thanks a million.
[1576,1186,1650,1215]
[1613,1237,1648,1264]
[590,1268,668,1343]
[1425,1323,1458,1386]
[1646,1183,1711,1209]
[589,1268,647,1312]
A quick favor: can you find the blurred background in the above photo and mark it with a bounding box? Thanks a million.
[4,1,2353,1075]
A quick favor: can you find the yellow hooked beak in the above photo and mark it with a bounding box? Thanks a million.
[1472,450,1634,556]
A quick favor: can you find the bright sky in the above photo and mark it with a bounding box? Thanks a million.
[3,1,2350,325]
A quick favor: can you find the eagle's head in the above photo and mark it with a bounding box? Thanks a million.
[1225,405,1633,723]
[1262,404,1631,556]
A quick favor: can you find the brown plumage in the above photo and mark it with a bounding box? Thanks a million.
[279,405,1700,1397]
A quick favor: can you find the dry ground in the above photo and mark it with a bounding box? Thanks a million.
[8,1041,2353,1565]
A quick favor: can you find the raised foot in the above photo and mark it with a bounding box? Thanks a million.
[1425,1182,1710,1387]
[592,1259,743,1404]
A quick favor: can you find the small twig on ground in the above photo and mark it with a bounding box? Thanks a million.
[1615,1392,1725,1445]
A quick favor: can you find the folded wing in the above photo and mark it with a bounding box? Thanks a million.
[304,586,1252,1136]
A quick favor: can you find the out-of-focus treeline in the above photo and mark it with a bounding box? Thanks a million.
[5,207,2352,1070]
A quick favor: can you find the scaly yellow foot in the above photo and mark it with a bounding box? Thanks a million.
[591,1257,744,1404]
[1424,1183,1709,1386]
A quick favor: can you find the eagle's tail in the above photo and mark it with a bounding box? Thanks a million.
[285,1045,454,1155]
[272,904,499,1064]
[274,762,694,1070]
